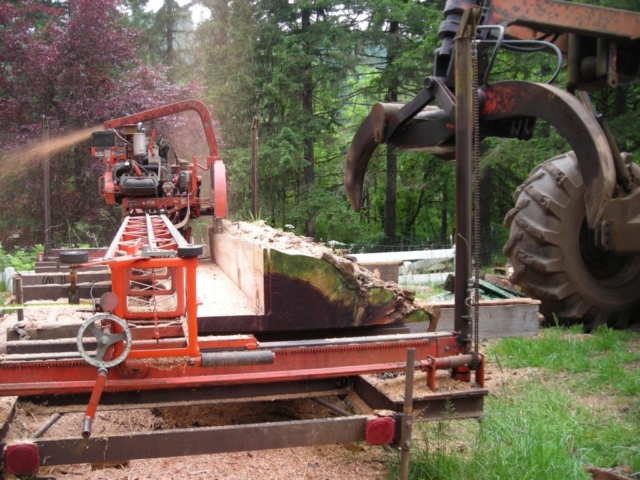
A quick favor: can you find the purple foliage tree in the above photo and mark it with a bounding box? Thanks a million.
[0,0,211,247]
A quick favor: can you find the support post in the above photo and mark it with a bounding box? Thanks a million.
[399,348,415,480]
[251,117,259,218]
[453,9,479,348]
[43,116,52,260]
[13,276,23,322]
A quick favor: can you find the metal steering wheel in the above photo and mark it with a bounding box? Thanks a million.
[77,314,132,368]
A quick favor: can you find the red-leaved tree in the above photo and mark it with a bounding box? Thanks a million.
[0,0,212,247]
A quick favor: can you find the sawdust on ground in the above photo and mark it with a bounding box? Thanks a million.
[362,370,484,401]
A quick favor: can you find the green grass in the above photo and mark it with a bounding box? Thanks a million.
[393,326,640,479]
[489,326,640,395]
[406,284,449,301]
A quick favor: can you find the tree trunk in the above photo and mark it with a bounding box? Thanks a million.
[301,8,316,239]
[479,163,492,265]
[383,19,400,244]
[440,185,449,244]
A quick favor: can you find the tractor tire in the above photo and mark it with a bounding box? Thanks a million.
[503,151,640,330]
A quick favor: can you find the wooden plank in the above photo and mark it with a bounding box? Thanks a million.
[348,248,455,264]
[20,271,111,287]
[7,321,183,343]
[399,257,452,275]
[357,262,400,282]
[50,247,107,260]
[408,299,540,338]
[22,284,110,302]
[210,233,265,314]
[35,265,109,273]
[22,284,64,301]
[399,272,452,284]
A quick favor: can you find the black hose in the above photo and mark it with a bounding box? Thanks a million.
[478,39,563,84]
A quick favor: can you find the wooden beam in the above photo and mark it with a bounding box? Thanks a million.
[210,232,264,314]
[209,224,436,331]
[408,299,540,338]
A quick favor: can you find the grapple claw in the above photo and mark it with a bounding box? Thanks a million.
[480,81,615,227]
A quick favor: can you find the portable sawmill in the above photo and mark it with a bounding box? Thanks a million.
[0,100,485,475]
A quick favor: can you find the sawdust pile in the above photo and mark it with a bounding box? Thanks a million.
[362,371,481,401]
[0,125,103,181]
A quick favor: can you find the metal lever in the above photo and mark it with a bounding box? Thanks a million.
[82,367,108,438]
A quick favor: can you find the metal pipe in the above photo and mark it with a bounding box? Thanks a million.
[399,348,415,480]
[423,353,475,391]
[312,397,352,417]
[82,367,108,438]
[453,8,479,348]
[432,353,474,369]
[31,412,62,439]
[200,350,275,367]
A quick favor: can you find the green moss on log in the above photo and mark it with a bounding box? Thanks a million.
[403,308,430,323]
[367,287,395,307]
[268,249,359,309]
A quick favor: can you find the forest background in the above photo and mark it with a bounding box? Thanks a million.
[0,0,638,263]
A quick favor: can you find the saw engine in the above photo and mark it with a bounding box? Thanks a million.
[93,125,202,222]
[92,100,228,232]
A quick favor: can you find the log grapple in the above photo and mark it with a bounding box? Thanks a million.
[345,0,640,330]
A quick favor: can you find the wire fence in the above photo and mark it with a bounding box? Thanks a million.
[330,224,511,267]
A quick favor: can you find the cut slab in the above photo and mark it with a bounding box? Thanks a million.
[196,260,260,317]
[204,220,435,332]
